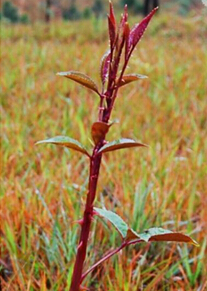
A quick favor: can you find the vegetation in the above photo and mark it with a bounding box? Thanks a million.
[62,4,81,21]
[1,4,207,291]
[1,1,30,23]
[1,1,19,23]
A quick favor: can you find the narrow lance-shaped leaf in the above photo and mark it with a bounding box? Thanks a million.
[100,50,111,85]
[118,74,148,88]
[126,227,199,246]
[94,207,128,238]
[118,5,128,46]
[108,1,116,48]
[91,122,110,145]
[36,136,90,157]
[129,7,158,50]
[124,22,130,61]
[109,1,116,29]
[98,138,148,154]
[57,71,100,95]
[121,5,128,27]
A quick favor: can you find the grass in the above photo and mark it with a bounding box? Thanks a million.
[1,12,207,290]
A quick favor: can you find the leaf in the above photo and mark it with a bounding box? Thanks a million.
[109,1,116,28]
[94,209,199,247]
[124,22,130,60]
[126,228,139,241]
[118,74,148,87]
[57,71,99,95]
[91,122,110,145]
[127,227,199,247]
[129,7,158,49]
[94,207,128,238]
[98,138,148,154]
[100,50,111,85]
[108,2,116,48]
[36,136,90,157]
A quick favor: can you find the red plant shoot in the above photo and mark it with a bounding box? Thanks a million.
[37,2,198,290]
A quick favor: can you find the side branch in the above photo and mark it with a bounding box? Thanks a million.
[81,239,143,283]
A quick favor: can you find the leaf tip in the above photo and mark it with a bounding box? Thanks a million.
[191,240,200,247]
[35,140,42,145]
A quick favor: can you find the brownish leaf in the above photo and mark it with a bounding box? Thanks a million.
[118,74,148,87]
[98,138,148,154]
[57,71,99,95]
[36,136,90,157]
[91,122,110,145]
[126,227,199,247]
[149,232,199,246]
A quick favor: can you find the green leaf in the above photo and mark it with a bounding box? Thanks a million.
[127,227,199,246]
[36,136,90,157]
[94,208,199,247]
[94,207,128,238]
[118,74,148,88]
[57,71,99,95]
[98,138,148,154]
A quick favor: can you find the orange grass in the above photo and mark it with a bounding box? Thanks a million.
[1,13,207,290]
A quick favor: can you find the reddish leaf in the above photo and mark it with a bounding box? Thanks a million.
[91,122,110,145]
[129,7,158,49]
[57,71,99,95]
[124,22,130,60]
[118,5,128,43]
[100,50,111,85]
[98,138,148,154]
[36,136,90,157]
[149,233,199,245]
[118,74,148,87]
[126,229,139,241]
[121,5,128,26]
[109,1,116,28]
[108,16,116,49]
[108,2,116,48]
[127,227,199,246]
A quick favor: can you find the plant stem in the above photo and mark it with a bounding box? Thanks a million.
[81,243,127,283]
[81,239,143,283]
[69,148,103,291]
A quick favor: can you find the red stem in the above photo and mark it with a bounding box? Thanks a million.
[69,149,102,291]
[81,239,143,283]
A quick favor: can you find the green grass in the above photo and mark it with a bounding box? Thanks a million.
[1,12,207,290]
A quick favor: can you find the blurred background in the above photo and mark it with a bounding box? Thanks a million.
[0,0,206,24]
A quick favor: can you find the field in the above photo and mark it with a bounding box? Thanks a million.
[1,11,207,291]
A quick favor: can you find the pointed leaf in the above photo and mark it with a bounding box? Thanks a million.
[126,228,139,241]
[108,16,116,49]
[98,138,148,154]
[120,5,128,29]
[100,50,111,85]
[128,227,199,246]
[124,22,130,60]
[108,2,116,48]
[129,7,158,49]
[36,136,90,157]
[109,1,116,28]
[94,207,128,238]
[57,71,99,95]
[91,122,110,145]
[118,74,148,87]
